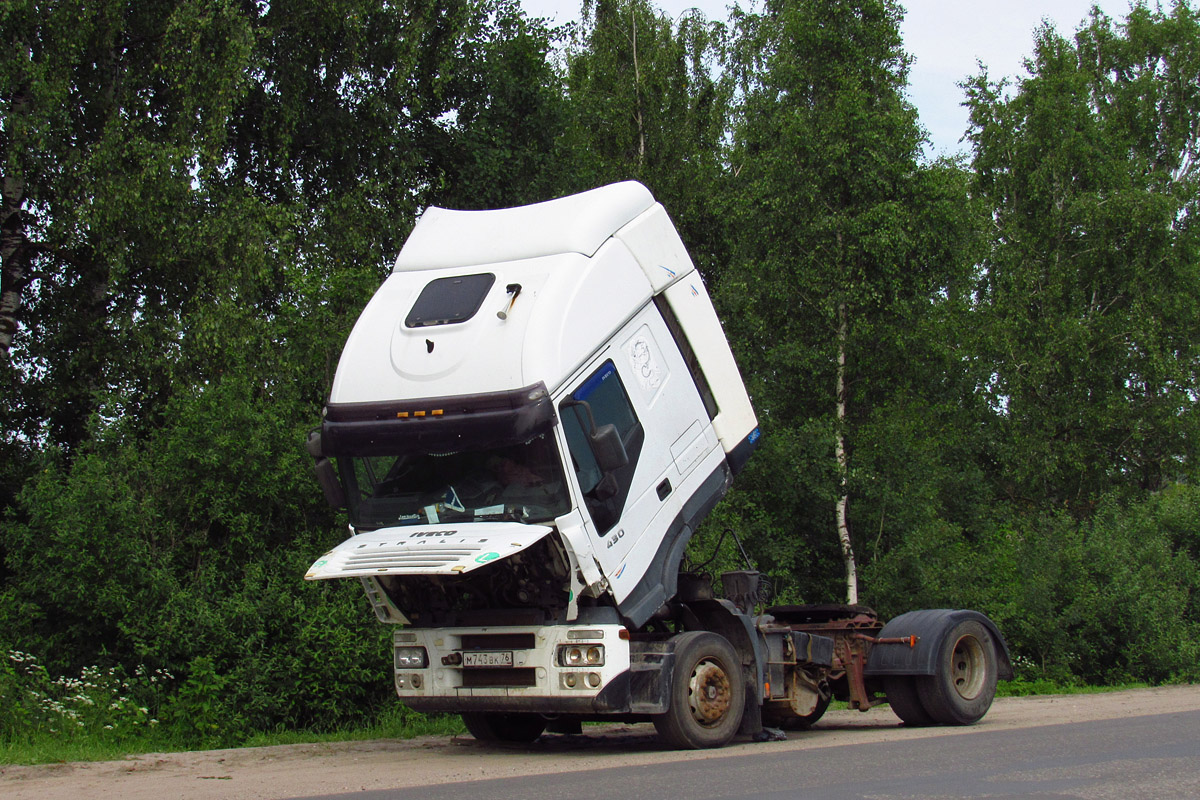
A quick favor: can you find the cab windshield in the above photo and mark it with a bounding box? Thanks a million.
[339,432,569,531]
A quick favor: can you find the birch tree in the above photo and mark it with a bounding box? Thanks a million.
[563,0,733,277]
[723,0,976,603]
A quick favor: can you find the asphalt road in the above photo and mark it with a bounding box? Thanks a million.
[310,709,1200,800]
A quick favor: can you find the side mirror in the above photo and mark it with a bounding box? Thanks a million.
[589,423,628,473]
[314,459,347,509]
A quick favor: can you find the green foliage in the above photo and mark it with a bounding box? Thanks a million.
[695,418,845,603]
[1,0,576,744]
[0,371,393,742]
[0,647,454,764]
[864,486,1200,685]
[428,0,571,210]
[964,1,1200,506]
[719,0,981,602]
[564,0,734,279]
[1,650,168,740]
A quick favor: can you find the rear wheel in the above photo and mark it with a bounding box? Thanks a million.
[884,676,934,726]
[653,631,745,749]
[461,712,546,743]
[917,620,998,725]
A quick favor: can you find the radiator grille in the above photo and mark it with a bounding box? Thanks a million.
[340,545,480,573]
[460,633,536,650]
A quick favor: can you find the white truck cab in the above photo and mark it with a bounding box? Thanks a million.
[306,183,1009,748]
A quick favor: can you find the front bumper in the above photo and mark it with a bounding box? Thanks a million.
[392,625,673,715]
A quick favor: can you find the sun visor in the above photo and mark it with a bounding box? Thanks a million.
[320,383,555,457]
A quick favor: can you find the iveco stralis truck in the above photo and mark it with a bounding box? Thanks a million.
[305,182,1012,748]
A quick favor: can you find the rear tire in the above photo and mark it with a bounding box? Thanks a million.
[916,619,998,725]
[653,631,745,749]
[885,676,934,726]
[461,712,546,743]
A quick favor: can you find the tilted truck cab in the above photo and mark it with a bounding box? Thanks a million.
[307,182,1011,748]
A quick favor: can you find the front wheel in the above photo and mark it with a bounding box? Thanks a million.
[653,631,746,749]
[916,619,998,725]
[461,712,546,743]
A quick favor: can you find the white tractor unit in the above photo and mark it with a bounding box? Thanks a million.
[305,182,1011,748]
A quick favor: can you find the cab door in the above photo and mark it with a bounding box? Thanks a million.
[557,304,716,600]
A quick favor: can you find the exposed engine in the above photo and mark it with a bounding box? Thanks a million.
[376,533,572,626]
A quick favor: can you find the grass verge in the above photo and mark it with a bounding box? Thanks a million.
[0,708,465,767]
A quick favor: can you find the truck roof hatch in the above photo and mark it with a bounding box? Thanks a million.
[405,273,496,328]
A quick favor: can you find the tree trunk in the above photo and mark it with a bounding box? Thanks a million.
[835,300,858,604]
[0,90,30,356]
[631,6,645,165]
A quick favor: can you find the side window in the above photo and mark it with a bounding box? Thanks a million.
[561,361,644,534]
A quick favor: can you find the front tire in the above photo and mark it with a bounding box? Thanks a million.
[653,631,746,749]
[916,620,998,725]
[461,712,546,743]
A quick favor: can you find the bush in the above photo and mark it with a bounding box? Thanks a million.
[0,650,168,741]
[862,488,1200,686]
[0,372,393,745]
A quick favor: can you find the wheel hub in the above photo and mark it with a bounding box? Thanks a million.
[950,634,987,700]
[688,658,732,725]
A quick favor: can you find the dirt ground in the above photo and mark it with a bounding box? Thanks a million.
[4,685,1198,800]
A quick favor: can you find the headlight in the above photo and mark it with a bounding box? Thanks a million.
[394,646,428,669]
[558,644,604,667]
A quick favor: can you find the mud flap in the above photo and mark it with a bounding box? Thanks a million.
[740,675,765,739]
[596,641,675,713]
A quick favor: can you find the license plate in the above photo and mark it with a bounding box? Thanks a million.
[462,651,513,668]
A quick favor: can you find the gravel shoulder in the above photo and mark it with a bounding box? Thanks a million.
[4,685,1198,800]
